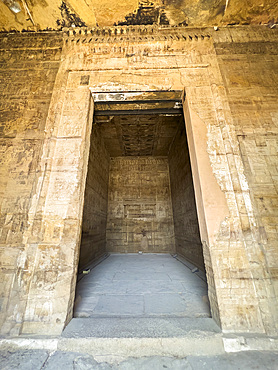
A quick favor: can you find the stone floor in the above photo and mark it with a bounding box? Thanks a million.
[1,349,278,369]
[74,254,210,318]
[1,255,277,368]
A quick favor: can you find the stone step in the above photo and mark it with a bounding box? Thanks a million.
[1,317,277,366]
[62,317,221,338]
[58,317,224,362]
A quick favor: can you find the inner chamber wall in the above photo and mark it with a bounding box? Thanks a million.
[78,115,204,272]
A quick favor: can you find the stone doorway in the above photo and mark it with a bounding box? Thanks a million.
[73,91,209,320]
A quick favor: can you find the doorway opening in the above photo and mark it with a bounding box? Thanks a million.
[74,91,210,319]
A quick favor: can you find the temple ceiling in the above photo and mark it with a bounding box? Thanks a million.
[0,0,277,32]
[95,114,183,157]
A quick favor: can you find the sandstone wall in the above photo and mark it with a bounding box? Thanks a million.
[0,26,277,336]
[0,33,62,334]
[168,124,204,270]
[106,157,175,253]
[214,29,278,329]
[79,125,110,270]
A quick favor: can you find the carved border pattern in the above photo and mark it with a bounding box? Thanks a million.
[63,25,212,44]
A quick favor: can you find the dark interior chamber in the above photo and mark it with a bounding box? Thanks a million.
[78,112,205,272]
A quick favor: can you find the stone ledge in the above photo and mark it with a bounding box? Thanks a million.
[62,317,220,338]
[1,331,278,365]
[223,334,278,353]
[58,336,224,361]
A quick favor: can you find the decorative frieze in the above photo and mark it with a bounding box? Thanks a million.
[63,25,212,44]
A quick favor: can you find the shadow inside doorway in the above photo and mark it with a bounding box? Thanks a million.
[72,91,212,333]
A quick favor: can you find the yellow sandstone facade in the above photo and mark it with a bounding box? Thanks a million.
[0,25,277,337]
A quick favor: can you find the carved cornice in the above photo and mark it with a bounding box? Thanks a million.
[63,25,212,44]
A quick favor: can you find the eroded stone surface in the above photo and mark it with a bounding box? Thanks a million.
[0,0,277,31]
[0,25,277,337]
[0,349,278,369]
[0,349,49,370]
